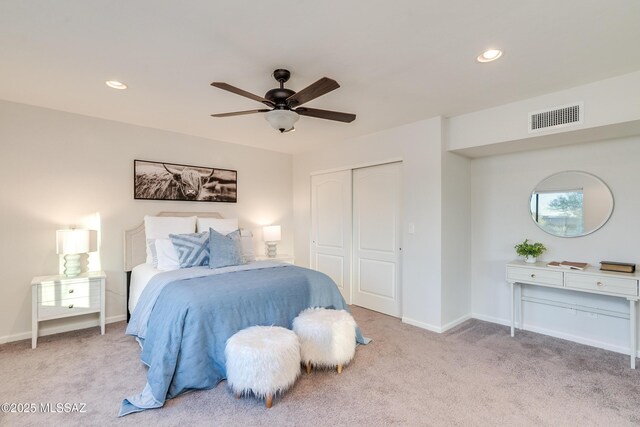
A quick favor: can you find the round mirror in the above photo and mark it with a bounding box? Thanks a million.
[530,171,614,238]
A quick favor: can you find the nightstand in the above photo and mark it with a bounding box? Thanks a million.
[31,271,106,349]
[256,254,294,264]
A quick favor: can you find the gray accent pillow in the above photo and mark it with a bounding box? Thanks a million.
[209,228,243,269]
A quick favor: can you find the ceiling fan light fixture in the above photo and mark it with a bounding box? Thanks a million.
[211,69,355,131]
[265,109,299,133]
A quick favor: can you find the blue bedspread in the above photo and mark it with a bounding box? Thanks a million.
[121,263,366,416]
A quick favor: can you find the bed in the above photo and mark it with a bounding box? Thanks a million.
[120,212,366,416]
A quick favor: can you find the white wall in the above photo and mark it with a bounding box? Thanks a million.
[470,136,640,354]
[0,100,293,343]
[441,149,471,327]
[293,117,471,331]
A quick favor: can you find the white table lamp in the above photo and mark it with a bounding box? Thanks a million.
[262,225,281,258]
[56,229,90,277]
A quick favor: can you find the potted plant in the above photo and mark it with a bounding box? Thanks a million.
[514,239,547,263]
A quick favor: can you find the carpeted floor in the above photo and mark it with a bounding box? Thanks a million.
[1,306,640,426]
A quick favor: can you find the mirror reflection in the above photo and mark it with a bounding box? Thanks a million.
[530,171,613,238]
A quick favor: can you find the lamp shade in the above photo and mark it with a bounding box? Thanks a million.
[264,110,299,133]
[262,225,281,242]
[56,229,90,255]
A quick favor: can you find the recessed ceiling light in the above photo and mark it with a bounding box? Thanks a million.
[105,80,128,90]
[477,49,503,63]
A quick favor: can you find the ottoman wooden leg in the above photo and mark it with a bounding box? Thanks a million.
[226,326,300,410]
[337,364,343,374]
[266,394,273,409]
[306,361,312,374]
[235,393,241,399]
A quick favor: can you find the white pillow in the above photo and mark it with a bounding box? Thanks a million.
[144,215,197,263]
[155,238,181,271]
[239,229,255,263]
[196,217,238,234]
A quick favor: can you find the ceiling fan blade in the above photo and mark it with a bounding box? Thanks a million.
[286,77,340,107]
[295,107,356,123]
[211,82,274,107]
[211,109,270,118]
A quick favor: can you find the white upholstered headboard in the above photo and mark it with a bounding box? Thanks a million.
[123,211,223,271]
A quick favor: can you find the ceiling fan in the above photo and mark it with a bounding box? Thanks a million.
[210,69,356,133]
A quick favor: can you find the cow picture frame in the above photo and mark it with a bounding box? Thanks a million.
[134,159,237,203]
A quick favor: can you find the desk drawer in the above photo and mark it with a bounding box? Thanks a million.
[565,273,638,297]
[507,266,563,287]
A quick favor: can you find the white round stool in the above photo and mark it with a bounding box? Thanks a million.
[225,325,301,408]
[292,307,357,374]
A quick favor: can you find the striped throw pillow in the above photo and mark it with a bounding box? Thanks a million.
[169,231,210,268]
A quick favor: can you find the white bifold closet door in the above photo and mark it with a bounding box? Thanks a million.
[310,162,401,316]
[352,162,402,317]
[310,170,353,303]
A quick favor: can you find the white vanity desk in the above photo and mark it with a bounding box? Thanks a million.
[506,260,640,368]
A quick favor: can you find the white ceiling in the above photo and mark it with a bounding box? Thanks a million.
[1,1,639,154]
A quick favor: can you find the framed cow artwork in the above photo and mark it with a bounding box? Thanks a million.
[134,159,237,203]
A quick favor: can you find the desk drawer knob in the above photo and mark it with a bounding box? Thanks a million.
[597,281,604,287]
[69,289,74,294]
[68,304,74,309]
[530,274,536,279]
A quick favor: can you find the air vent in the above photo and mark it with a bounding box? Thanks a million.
[528,102,583,133]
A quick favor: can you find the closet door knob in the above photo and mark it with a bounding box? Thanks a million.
[530,274,536,279]
[68,304,74,309]
[597,281,604,287]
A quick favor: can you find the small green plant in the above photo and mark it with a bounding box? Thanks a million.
[514,239,547,257]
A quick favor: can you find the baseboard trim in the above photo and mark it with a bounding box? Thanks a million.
[471,313,511,327]
[471,312,640,358]
[402,317,444,333]
[107,314,127,323]
[441,314,472,333]
[0,314,127,345]
[402,314,472,334]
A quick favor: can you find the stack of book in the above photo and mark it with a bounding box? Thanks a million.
[600,261,636,273]
[547,261,589,270]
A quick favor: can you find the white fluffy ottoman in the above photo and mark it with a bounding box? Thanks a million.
[292,307,357,374]
[225,326,300,408]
